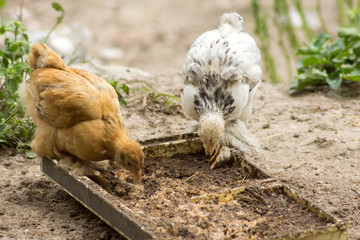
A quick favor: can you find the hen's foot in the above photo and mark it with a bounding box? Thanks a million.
[210,145,230,169]
[209,143,223,163]
[59,156,100,176]
[210,146,246,170]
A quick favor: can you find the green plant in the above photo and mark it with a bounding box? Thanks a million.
[143,82,181,114]
[0,2,65,154]
[43,3,65,44]
[273,0,295,80]
[0,20,34,150]
[130,82,181,114]
[290,11,360,93]
[292,0,314,41]
[251,0,281,84]
[150,92,181,111]
[107,79,130,106]
[0,0,7,9]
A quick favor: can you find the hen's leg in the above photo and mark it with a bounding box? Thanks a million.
[59,156,100,176]
[210,119,258,169]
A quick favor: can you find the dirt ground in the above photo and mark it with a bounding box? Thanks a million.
[1,0,360,239]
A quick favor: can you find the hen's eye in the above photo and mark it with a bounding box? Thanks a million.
[127,161,132,166]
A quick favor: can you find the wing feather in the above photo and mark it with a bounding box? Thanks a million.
[28,68,106,128]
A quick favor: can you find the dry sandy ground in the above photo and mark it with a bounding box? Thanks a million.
[1,0,360,239]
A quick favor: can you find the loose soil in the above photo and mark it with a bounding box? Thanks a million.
[90,153,331,239]
[1,0,359,240]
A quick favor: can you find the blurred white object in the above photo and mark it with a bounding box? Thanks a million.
[72,60,151,81]
[290,9,321,30]
[28,22,93,63]
[98,47,124,61]
[49,34,76,56]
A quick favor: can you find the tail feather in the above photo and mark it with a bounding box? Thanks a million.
[29,43,67,70]
[219,12,244,36]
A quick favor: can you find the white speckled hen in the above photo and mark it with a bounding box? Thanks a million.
[181,12,261,169]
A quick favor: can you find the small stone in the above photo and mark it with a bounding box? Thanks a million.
[284,164,292,169]
[99,231,108,239]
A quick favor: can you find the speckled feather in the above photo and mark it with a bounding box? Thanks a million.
[193,73,236,120]
[182,12,261,121]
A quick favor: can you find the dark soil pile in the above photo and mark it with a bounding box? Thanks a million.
[91,153,330,239]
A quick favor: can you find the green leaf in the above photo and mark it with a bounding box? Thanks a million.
[290,68,328,93]
[13,63,26,72]
[22,33,29,41]
[338,26,360,39]
[351,41,360,56]
[118,95,127,106]
[5,25,14,33]
[342,75,360,81]
[354,48,360,57]
[5,76,18,94]
[301,56,327,66]
[0,26,5,35]
[0,91,5,100]
[0,122,8,133]
[341,64,355,74]
[327,71,342,90]
[0,67,6,76]
[305,68,328,79]
[106,80,129,106]
[25,150,37,159]
[289,81,300,94]
[56,16,63,25]
[296,33,331,56]
[342,69,360,82]
[295,43,319,55]
[332,50,350,64]
[9,43,19,52]
[14,21,26,32]
[119,83,130,95]
[0,0,7,9]
[313,33,330,48]
[326,38,346,58]
[17,124,29,138]
[52,2,64,12]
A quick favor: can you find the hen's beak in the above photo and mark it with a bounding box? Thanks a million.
[133,169,142,183]
[204,142,222,164]
[204,144,215,157]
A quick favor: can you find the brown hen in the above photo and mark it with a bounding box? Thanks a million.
[19,43,144,182]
